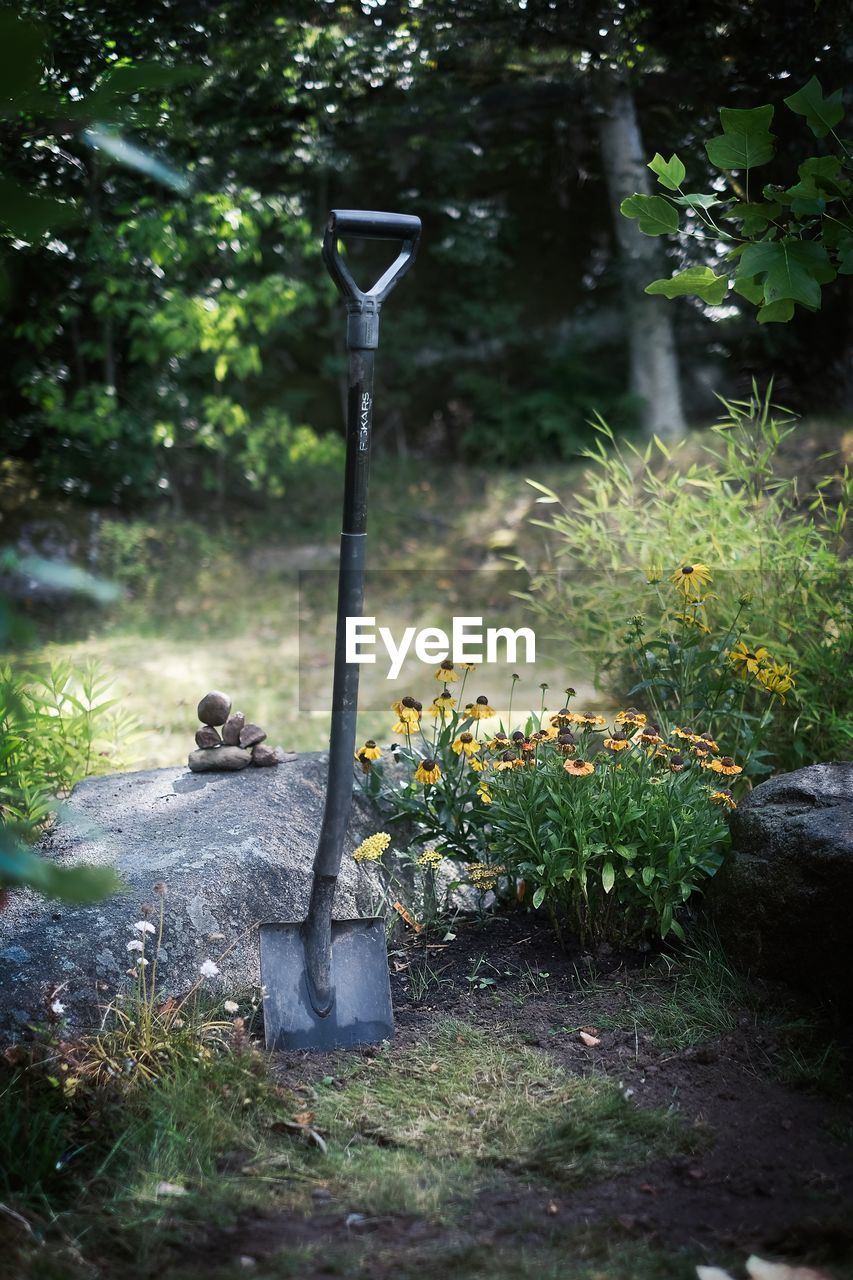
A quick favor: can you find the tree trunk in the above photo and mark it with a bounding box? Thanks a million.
[597,71,687,439]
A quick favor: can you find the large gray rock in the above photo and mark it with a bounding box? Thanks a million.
[0,754,392,1039]
[708,762,853,1000]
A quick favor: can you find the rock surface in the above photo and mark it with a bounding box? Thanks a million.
[188,745,252,772]
[707,762,853,1000]
[0,754,389,1038]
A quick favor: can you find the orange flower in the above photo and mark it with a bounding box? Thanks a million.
[564,759,595,777]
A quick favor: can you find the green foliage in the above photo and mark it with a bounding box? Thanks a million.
[363,673,492,864]
[621,78,851,320]
[486,709,730,948]
[0,660,133,899]
[517,386,851,772]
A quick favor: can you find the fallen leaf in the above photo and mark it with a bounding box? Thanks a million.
[291,1111,314,1127]
[579,1031,600,1047]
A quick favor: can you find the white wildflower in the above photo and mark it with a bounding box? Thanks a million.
[199,959,220,978]
[50,999,65,1015]
[127,940,144,953]
[133,920,156,935]
[224,1000,239,1014]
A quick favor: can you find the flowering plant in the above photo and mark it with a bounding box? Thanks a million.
[485,697,733,947]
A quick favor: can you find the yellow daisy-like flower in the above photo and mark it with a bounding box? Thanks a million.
[355,740,381,762]
[709,789,737,811]
[468,696,496,720]
[416,848,443,869]
[493,751,518,772]
[460,663,478,672]
[674,610,711,633]
[615,708,647,728]
[672,726,699,743]
[568,712,607,728]
[468,757,486,772]
[727,640,770,677]
[603,734,631,752]
[550,708,574,730]
[564,758,595,777]
[646,563,664,585]
[703,756,742,776]
[671,563,712,596]
[669,755,686,773]
[435,659,458,682]
[486,732,510,752]
[476,782,492,804]
[353,832,391,863]
[452,731,481,758]
[392,696,422,724]
[638,728,664,746]
[757,662,795,701]
[426,692,457,717]
[691,743,712,759]
[414,758,442,785]
[696,733,719,753]
[392,719,418,735]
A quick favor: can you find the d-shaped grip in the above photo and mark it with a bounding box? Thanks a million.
[323,208,421,314]
[328,209,422,241]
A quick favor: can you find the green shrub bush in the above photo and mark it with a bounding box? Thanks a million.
[516,385,852,771]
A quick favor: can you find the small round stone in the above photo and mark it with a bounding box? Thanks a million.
[197,691,232,727]
[195,726,221,749]
[239,723,266,749]
[251,744,277,767]
[221,712,246,746]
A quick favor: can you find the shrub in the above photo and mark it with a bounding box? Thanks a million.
[516,384,852,772]
[485,699,732,947]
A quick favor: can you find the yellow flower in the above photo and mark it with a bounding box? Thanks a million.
[646,563,664,585]
[426,692,456,717]
[435,659,458,682]
[615,708,647,728]
[353,832,391,863]
[669,754,686,773]
[703,756,742,776]
[603,734,631,752]
[487,732,510,752]
[671,563,712,596]
[757,662,795,701]
[452,732,481,758]
[467,862,505,891]
[468,757,486,772]
[550,708,574,729]
[638,726,664,745]
[672,726,699,743]
[392,719,418,735]
[564,758,595,777]
[709,789,737,811]
[416,848,443,869]
[460,663,478,672]
[674,610,711,633]
[696,733,719,753]
[728,640,770,677]
[355,740,381,762]
[568,712,606,729]
[392,696,422,724]
[476,782,492,804]
[414,758,442,785]
[468,696,496,720]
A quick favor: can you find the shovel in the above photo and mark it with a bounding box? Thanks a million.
[260,209,422,1052]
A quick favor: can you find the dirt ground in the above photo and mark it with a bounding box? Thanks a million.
[215,914,853,1278]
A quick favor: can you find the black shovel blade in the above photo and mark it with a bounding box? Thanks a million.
[259,917,393,1052]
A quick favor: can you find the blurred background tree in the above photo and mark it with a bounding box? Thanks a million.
[1,0,850,509]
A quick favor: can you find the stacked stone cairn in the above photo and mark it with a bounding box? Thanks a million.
[188,690,289,773]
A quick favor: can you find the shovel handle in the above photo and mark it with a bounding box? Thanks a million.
[323,208,421,324]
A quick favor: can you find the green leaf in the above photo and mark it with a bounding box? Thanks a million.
[705,105,775,170]
[648,152,685,192]
[641,865,655,887]
[725,201,781,235]
[784,76,844,139]
[0,839,121,902]
[0,176,77,241]
[0,13,45,101]
[757,299,795,324]
[671,193,722,210]
[645,266,728,305]
[532,886,546,910]
[601,861,615,894]
[739,240,835,309]
[620,194,679,236]
[732,273,764,305]
[837,237,853,276]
